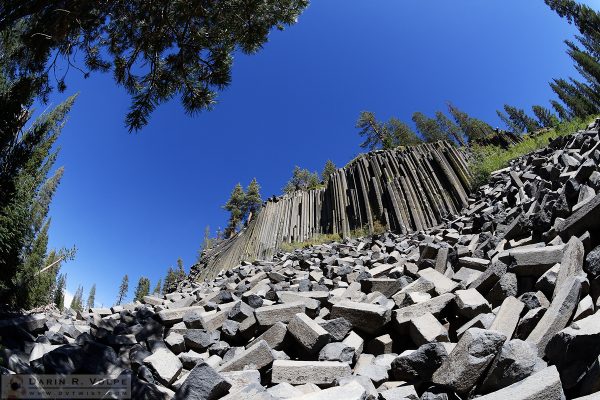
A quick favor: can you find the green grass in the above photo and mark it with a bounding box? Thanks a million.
[278,220,387,252]
[469,115,598,189]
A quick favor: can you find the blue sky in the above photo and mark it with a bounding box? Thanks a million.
[45,0,597,306]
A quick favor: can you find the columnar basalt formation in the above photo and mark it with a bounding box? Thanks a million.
[193,141,471,279]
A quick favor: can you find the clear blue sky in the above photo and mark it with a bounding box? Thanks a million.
[45,0,598,306]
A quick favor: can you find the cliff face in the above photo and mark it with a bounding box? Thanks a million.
[192,141,471,279]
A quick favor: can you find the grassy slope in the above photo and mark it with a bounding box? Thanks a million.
[469,115,598,189]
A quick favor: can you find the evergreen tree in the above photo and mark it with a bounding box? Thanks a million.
[197,225,212,262]
[550,78,598,118]
[133,277,150,302]
[435,111,466,146]
[496,110,522,133]
[176,258,186,282]
[163,267,176,295]
[243,178,262,222]
[283,166,321,194]
[551,100,572,121]
[153,279,162,295]
[356,111,393,150]
[0,1,309,131]
[116,275,129,306]
[86,284,96,310]
[503,105,541,133]
[412,112,446,142]
[447,102,494,142]
[54,273,66,310]
[223,183,245,238]
[387,118,423,147]
[321,160,337,185]
[532,105,560,128]
[70,285,84,312]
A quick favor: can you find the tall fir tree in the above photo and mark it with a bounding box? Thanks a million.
[532,105,560,128]
[412,112,446,142]
[86,284,96,310]
[197,225,212,262]
[435,111,466,146]
[54,273,66,310]
[243,178,262,223]
[176,258,186,282]
[551,100,572,121]
[0,1,308,131]
[283,166,320,194]
[153,279,162,295]
[356,111,392,150]
[447,102,493,142]
[163,267,177,295]
[116,275,129,306]
[503,105,541,133]
[321,160,337,185]
[70,285,84,312]
[387,118,422,147]
[223,183,245,238]
[496,110,522,133]
[133,277,150,302]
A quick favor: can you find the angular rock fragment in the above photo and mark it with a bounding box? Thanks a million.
[271,360,351,385]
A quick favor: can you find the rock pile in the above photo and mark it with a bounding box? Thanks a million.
[3,120,600,399]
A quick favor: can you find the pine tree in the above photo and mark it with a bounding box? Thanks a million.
[54,273,66,310]
[551,100,572,121]
[447,102,493,142]
[283,166,321,194]
[532,105,560,128]
[496,110,522,133]
[435,111,466,146]
[116,275,129,306]
[0,1,309,131]
[223,183,246,238]
[133,277,150,302]
[550,78,598,118]
[412,112,446,142]
[503,105,541,133]
[163,267,177,295]
[70,285,84,312]
[243,178,262,223]
[387,118,423,147]
[321,160,337,185]
[176,258,186,282]
[197,225,212,262]
[86,284,96,310]
[356,111,393,150]
[153,279,162,295]
[0,89,77,307]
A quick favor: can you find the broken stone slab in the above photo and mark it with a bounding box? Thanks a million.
[342,331,364,360]
[318,317,352,341]
[391,277,435,307]
[468,260,508,294]
[247,321,287,350]
[354,357,389,385]
[174,361,231,400]
[360,278,402,297]
[393,293,454,332]
[504,245,565,277]
[476,366,564,400]
[479,339,546,394]
[526,276,582,357]
[408,312,449,346]
[158,306,204,325]
[271,360,351,385]
[431,328,506,396]
[330,300,391,334]
[221,369,261,393]
[418,268,460,295]
[183,329,220,352]
[218,340,274,372]
[288,313,330,354]
[379,385,419,400]
[390,342,448,382]
[556,192,600,238]
[318,342,354,363]
[489,296,525,339]
[454,288,491,319]
[286,380,366,400]
[254,301,306,327]
[552,237,585,300]
[143,348,183,385]
[546,309,600,389]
